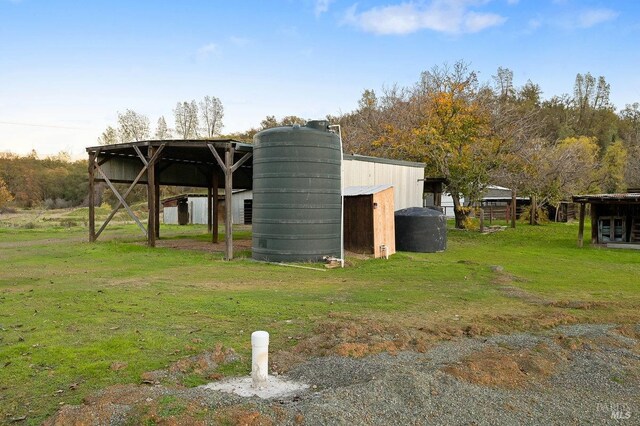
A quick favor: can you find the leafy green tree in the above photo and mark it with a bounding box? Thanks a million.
[600,141,628,193]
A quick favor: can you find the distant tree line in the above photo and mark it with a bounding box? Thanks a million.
[2,62,639,219]
[0,151,87,210]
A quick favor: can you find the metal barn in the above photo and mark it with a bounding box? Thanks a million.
[342,154,424,211]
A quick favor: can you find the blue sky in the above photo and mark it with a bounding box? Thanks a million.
[1,0,639,158]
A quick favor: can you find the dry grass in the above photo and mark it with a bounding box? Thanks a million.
[442,343,566,388]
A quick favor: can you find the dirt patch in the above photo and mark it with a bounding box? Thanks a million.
[491,311,579,331]
[546,300,608,310]
[270,313,493,374]
[491,270,610,312]
[213,406,274,426]
[614,324,640,341]
[44,385,211,426]
[142,344,240,386]
[442,343,566,388]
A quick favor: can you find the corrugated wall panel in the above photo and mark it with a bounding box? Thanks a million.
[343,159,423,210]
[164,207,178,224]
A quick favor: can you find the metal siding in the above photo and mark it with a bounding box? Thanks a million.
[163,195,250,225]
[343,158,423,210]
[190,198,209,224]
[163,207,178,224]
[231,191,253,224]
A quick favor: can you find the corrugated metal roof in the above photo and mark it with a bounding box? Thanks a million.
[572,193,640,203]
[343,153,425,168]
[343,184,393,196]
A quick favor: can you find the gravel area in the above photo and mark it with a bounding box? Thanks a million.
[46,323,639,425]
[215,323,638,425]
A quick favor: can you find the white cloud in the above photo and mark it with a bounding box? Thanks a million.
[314,0,334,16]
[343,1,507,35]
[196,43,218,60]
[577,8,618,28]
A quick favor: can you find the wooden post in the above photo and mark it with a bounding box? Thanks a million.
[154,178,160,239]
[530,195,536,225]
[224,147,234,260]
[577,202,586,247]
[147,146,156,248]
[212,171,219,243]
[88,151,96,242]
[489,205,493,225]
[207,184,213,234]
[479,207,485,233]
[590,203,598,244]
[511,189,517,229]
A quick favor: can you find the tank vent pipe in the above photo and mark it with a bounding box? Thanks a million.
[251,331,269,389]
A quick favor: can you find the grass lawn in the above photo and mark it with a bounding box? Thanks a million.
[0,212,639,424]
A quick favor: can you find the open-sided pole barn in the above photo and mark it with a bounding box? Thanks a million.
[572,193,640,248]
[86,140,253,260]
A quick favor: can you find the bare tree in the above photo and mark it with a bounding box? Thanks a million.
[154,116,172,139]
[117,109,150,142]
[199,96,224,137]
[174,100,199,139]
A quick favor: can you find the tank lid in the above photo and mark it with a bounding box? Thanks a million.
[395,207,445,217]
[305,120,330,132]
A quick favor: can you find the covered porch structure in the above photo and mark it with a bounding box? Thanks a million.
[86,140,253,260]
[572,193,640,248]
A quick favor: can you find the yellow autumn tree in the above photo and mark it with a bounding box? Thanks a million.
[374,61,501,228]
[0,177,14,210]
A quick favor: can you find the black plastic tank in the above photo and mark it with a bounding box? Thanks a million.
[252,120,342,262]
[395,207,447,252]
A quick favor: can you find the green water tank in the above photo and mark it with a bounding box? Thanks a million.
[252,120,342,262]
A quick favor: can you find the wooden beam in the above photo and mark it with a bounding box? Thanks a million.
[230,152,252,173]
[88,151,96,242]
[224,146,234,260]
[147,146,156,247]
[94,145,165,240]
[96,163,148,237]
[590,203,598,244]
[207,185,213,233]
[577,202,586,247]
[207,144,226,171]
[212,171,219,243]
[154,178,160,239]
[133,145,148,167]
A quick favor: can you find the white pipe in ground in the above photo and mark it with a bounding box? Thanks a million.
[251,331,269,389]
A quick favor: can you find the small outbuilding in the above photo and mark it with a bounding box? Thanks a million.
[343,184,396,258]
[572,193,640,248]
[162,190,253,226]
